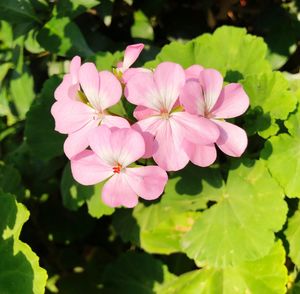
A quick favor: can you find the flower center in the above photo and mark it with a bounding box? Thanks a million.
[160,109,170,119]
[113,163,122,174]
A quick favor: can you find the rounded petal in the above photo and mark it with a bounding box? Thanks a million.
[199,69,223,112]
[153,120,189,171]
[110,128,145,166]
[185,64,204,79]
[71,150,113,185]
[133,105,160,120]
[153,62,185,112]
[54,74,72,101]
[70,56,81,83]
[126,166,168,200]
[79,63,101,110]
[122,43,144,70]
[214,120,248,157]
[171,112,219,145]
[210,83,250,119]
[183,140,217,167]
[88,126,115,165]
[98,71,122,110]
[125,71,162,110]
[180,79,205,115]
[122,67,151,83]
[64,120,99,159]
[51,99,96,134]
[101,115,130,129]
[102,174,138,208]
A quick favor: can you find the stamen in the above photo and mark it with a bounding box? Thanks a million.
[113,163,122,174]
[160,109,170,119]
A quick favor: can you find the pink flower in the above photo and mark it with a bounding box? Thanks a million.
[51,62,129,159]
[180,68,249,166]
[54,56,81,101]
[125,62,220,171]
[71,126,168,208]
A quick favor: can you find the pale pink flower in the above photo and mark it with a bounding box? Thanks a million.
[180,68,249,166]
[54,56,81,101]
[51,62,129,159]
[71,126,168,208]
[125,62,220,171]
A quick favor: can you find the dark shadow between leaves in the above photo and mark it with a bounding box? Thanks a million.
[224,70,244,83]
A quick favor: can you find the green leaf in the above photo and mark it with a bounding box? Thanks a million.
[37,16,93,57]
[285,207,300,267]
[182,160,287,267]
[145,26,271,79]
[131,10,154,41]
[243,71,297,138]
[90,50,123,71]
[261,111,300,197]
[10,65,35,119]
[24,29,45,54]
[0,190,47,293]
[102,252,175,293]
[158,242,287,294]
[0,0,40,25]
[0,62,13,82]
[25,76,65,161]
[57,0,100,18]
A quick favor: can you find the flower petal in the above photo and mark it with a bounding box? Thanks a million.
[98,71,122,110]
[199,69,223,112]
[64,120,99,159]
[122,67,151,83]
[122,43,144,70]
[171,112,219,145]
[102,174,138,208]
[51,98,96,134]
[183,141,217,167]
[110,128,145,167]
[210,83,249,119]
[54,74,72,101]
[214,120,248,157]
[185,64,204,79]
[125,166,168,200]
[69,55,81,83]
[133,105,160,120]
[71,150,113,185]
[180,79,205,116]
[125,71,162,110]
[79,63,101,110]
[153,62,185,112]
[153,120,189,171]
[101,115,130,129]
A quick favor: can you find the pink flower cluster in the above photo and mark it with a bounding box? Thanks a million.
[51,44,249,208]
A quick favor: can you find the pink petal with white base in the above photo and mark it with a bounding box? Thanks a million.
[110,128,145,167]
[185,65,204,79]
[98,71,122,110]
[153,120,189,171]
[153,62,186,112]
[79,63,101,110]
[64,120,99,159]
[122,43,144,70]
[133,105,160,120]
[102,174,138,208]
[51,98,96,134]
[210,83,250,119]
[183,141,217,167]
[71,150,113,185]
[199,69,223,112]
[180,79,205,115]
[125,71,162,110]
[126,166,168,200]
[214,120,248,157]
[171,112,219,145]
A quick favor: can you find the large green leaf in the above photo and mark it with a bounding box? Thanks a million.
[182,160,287,268]
[25,76,65,161]
[0,190,47,293]
[242,71,297,138]
[131,10,154,41]
[102,252,175,293]
[37,16,93,57]
[145,26,271,79]
[261,110,300,197]
[57,0,100,18]
[285,207,300,267]
[158,242,287,294]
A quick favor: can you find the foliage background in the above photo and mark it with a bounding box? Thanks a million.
[1,0,300,293]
